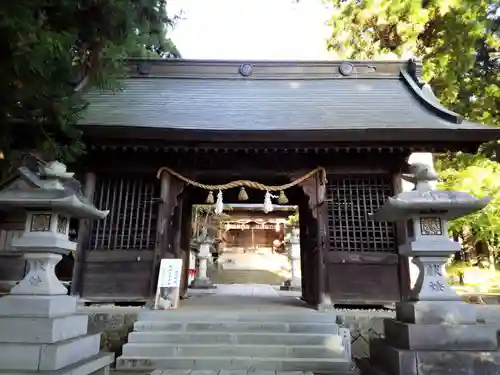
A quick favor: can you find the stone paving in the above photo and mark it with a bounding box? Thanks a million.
[180,284,309,312]
[152,371,315,375]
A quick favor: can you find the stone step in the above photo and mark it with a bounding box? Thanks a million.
[0,333,101,371]
[116,356,352,372]
[134,321,339,334]
[0,352,114,375]
[383,319,499,351]
[138,311,337,324]
[128,332,338,346]
[122,343,348,359]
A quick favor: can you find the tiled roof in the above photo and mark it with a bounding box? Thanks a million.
[79,59,498,139]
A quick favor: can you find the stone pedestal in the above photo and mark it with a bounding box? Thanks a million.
[362,271,500,375]
[0,292,113,375]
[191,243,216,289]
[362,273,500,375]
[364,304,500,375]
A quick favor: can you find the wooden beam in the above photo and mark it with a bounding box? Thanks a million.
[71,172,96,296]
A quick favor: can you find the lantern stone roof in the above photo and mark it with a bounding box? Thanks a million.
[0,161,109,219]
[370,163,491,221]
[79,58,500,147]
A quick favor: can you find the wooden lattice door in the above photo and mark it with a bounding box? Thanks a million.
[324,174,400,304]
[82,175,159,300]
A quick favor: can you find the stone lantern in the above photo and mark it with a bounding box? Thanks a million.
[370,162,489,309]
[0,161,109,296]
[190,227,216,289]
[0,161,113,374]
[281,227,301,291]
[361,162,500,375]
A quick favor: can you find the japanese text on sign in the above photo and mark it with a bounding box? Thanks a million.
[158,258,182,288]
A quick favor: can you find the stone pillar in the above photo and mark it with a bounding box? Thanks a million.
[191,241,216,289]
[281,227,301,291]
[402,153,436,289]
[289,241,301,289]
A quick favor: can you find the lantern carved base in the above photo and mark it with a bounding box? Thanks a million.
[10,252,67,296]
[190,257,216,289]
[409,256,460,301]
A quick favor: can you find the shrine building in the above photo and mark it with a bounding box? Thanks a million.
[1,58,499,308]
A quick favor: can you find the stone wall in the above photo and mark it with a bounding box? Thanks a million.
[80,306,142,359]
[337,309,395,358]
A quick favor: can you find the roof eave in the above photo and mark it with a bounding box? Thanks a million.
[400,69,463,124]
[80,125,497,149]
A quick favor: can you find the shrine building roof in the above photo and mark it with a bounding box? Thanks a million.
[79,58,500,147]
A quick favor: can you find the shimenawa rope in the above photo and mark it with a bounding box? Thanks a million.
[156,166,327,192]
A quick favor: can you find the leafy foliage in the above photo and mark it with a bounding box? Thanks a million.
[438,153,500,244]
[326,0,499,126]
[0,0,179,165]
[326,0,500,257]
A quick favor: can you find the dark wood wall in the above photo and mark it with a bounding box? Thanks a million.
[71,146,410,305]
[324,173,401,304]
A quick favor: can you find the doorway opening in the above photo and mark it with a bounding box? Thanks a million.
[177,178,316,311]
[192,203,299,287]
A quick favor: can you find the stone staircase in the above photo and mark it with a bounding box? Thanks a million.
[116,309,353,373]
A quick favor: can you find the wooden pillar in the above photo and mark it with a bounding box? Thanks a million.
[315,174,331,310]
[148,170,173,301]
[180,198,192,298]
[316,215,330,308]
[296,172,330,310]
[299,203,309,303]
[172,198,184,258]
[172,197,188,299]
[71,172,96,297]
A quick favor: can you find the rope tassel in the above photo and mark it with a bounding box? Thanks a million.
[206,190,214,204]
[215,190,224,215]
[238,187,249,201]
[278,190,288,204]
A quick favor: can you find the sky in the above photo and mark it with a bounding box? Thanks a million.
[167,0,336,60]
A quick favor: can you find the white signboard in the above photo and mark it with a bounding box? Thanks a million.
[154,258,183,310]
[158,258,183,287]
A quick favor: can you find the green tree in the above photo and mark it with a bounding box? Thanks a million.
[0,0,180,167]
[326,0,500,262]
[326,0,499,126]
